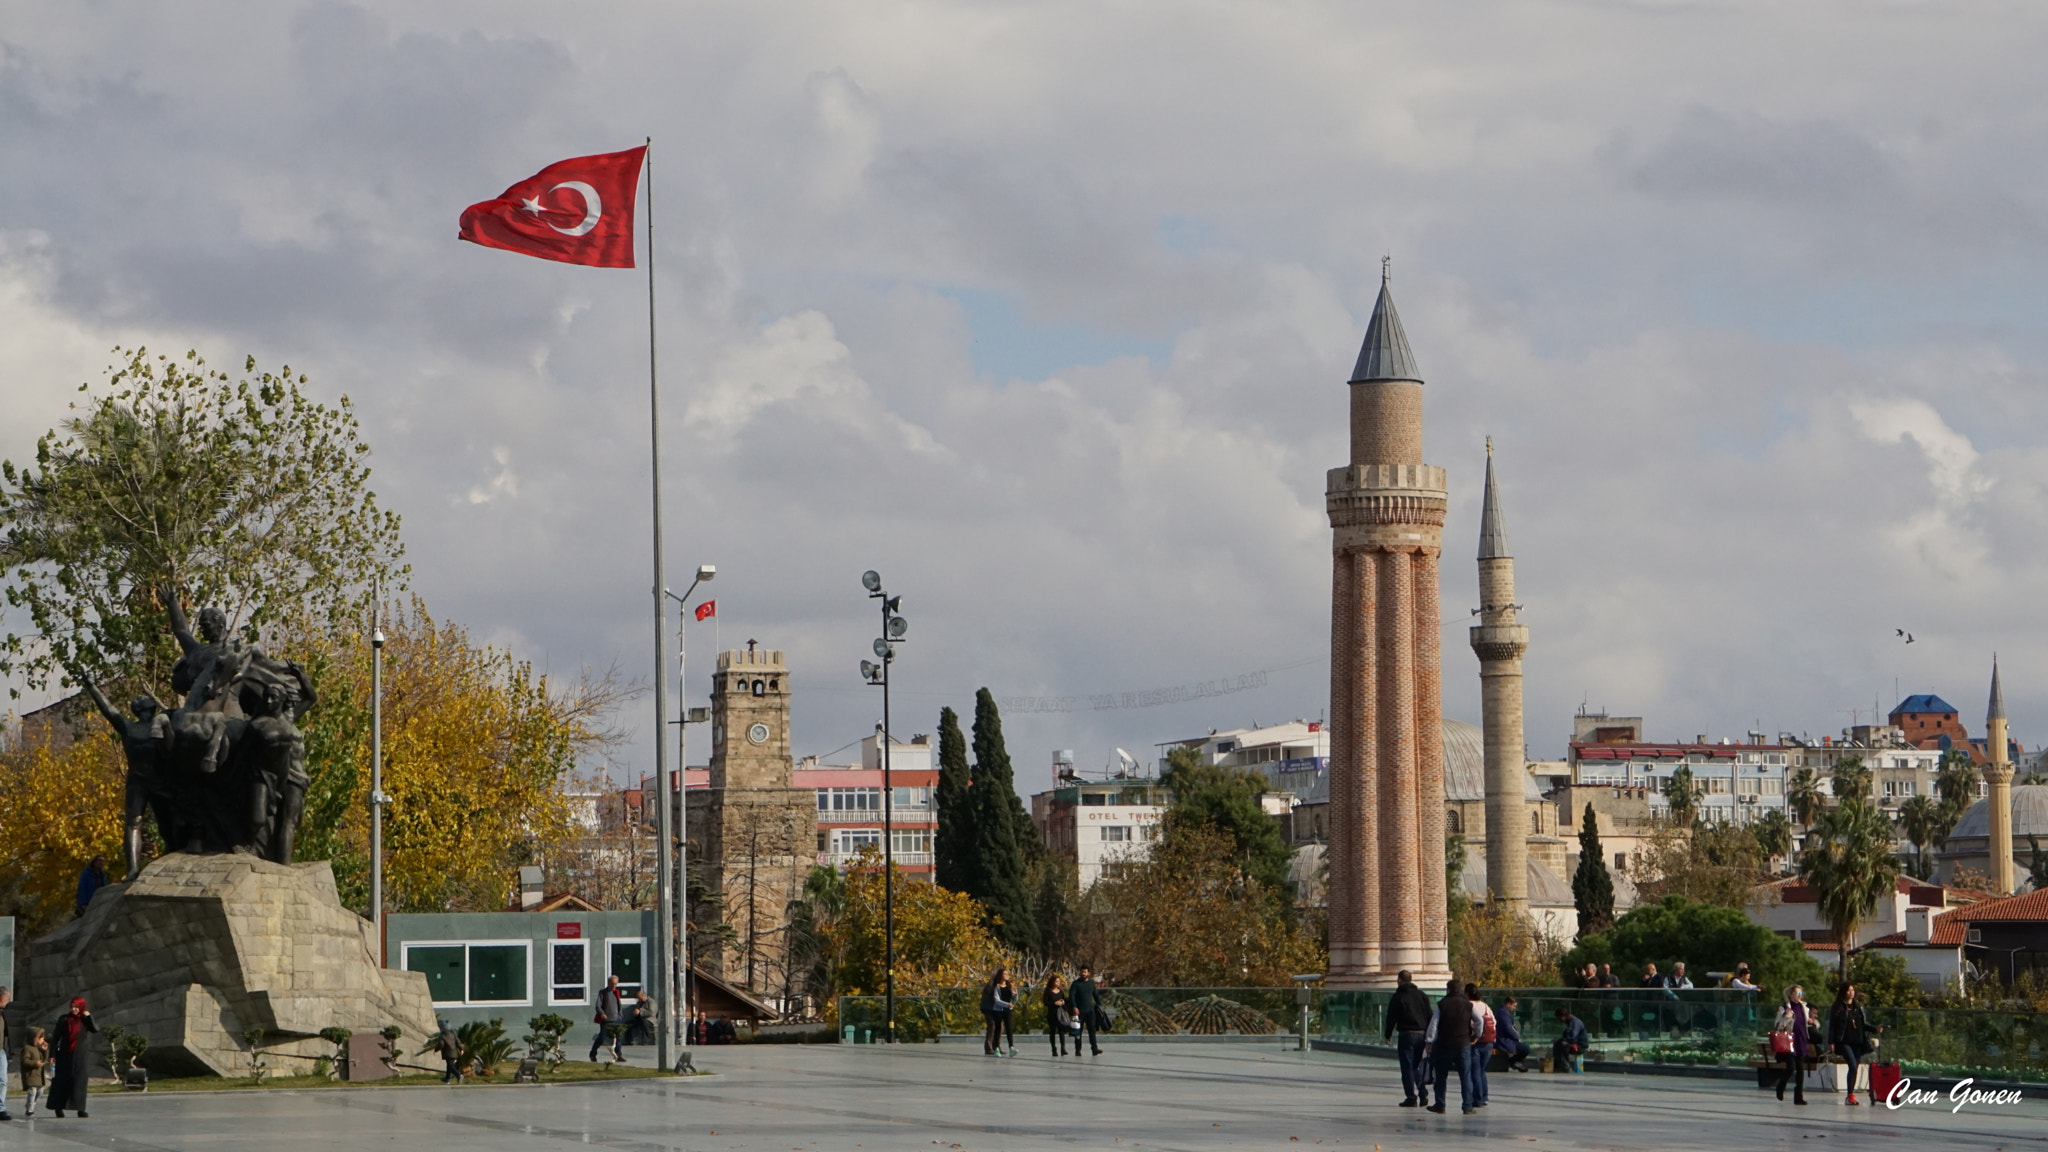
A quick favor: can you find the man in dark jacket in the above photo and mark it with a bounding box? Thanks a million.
[1641,963,1673,989]
[1422,979,1482,1115]
[1071,968,1106,1055]
[430,1020,463,1083]
[76,857,110,918]
[589,975,626,1062]
[1383,969,1433,1107]
[1552,1008,1589,1073]
[1493,994,1531,1072]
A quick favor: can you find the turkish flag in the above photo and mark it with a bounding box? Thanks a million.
[459,146,645,268]
[695,600,716,622]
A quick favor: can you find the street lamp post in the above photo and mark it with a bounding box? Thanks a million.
[859,571,908,1043]
[664,566,714,1064]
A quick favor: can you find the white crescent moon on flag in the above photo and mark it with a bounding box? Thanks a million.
[546,181,601,236]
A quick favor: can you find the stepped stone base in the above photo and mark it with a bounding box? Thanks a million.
[18,852,436,1078]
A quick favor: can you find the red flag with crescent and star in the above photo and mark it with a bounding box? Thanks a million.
[695,600,716,622]
[459,147,645,267]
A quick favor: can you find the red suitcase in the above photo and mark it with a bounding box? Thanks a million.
[1868,1062,1904,1103]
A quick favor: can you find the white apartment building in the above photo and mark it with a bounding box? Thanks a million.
[1030,752,1168,891]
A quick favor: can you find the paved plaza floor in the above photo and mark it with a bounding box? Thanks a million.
[1,1042,2038,1152]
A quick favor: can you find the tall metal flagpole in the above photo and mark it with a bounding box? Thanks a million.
[370,578,385,962]
[644,136,676,1077]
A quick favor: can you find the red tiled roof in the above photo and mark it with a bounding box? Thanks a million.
[1802,941,1842,952]
[1866,889,2048,949]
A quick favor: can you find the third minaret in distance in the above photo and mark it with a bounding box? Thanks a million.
[1470,440,1530,913]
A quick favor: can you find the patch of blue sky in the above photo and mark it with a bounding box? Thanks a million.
[945,287,1171,383]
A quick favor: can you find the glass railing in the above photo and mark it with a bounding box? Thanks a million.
[836,986,2048,1081]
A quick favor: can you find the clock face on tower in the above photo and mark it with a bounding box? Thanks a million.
[747,722,770,745]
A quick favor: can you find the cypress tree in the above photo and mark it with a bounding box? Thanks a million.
[969,688,1038,951]
[933,706,975,893]
[1573,802,1615,939]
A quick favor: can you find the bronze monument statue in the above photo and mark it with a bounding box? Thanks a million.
[80,589,317,868]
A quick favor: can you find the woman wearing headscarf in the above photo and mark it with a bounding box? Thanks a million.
[49,998,98,1118]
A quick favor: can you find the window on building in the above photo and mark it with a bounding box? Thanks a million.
[819,787,882,813]
[1704,778,1729,794]
[1614,853,1628,873]
[893,786,931,810]
[1446,809,1464,834]
[890,828,932,855]
[607,939,644,997]
[550,940,588,1005]
[468,944,528,1003]
[1762,779,1783,795]
[831,828,882,855]
[407,945,466,1004]
[1081,792,1108,806]
[1531,810,1542,833]
[1101,825,1130,842]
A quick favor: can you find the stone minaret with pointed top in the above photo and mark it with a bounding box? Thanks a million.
[1325,266,1451,989]
[1986,658,2015,894]
[1470,441,1530,914]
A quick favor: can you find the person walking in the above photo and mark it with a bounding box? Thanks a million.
[980,968,1005,1056]
[1,985,12,1121]
[1466,984,1496,1108]
[429,1019,463,1083]
[48,997,97,1118]
[589,974,626,1063]
[18,1028,50,1118]
[1551,1008,1588,1073]
[1043,975,1072,1056]
[1384,969,1433,1107]
[1493,995,1531,1072]
[1772,985,1817,1105]
[1071,967,1105,1055]
[1422,979,1483,1115]
[691,1010,710,1046]
[1828,983,1883,1105]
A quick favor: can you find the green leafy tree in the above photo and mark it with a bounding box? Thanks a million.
[1826,950,1923,1008]
[932,706,975,893]
[1158,745,1293,897]
[1028,854,1079,962]
[1665,765,1701,827]
[1897,795,1941,881]
[1753,808,1794,867]
[1787,768,1827,827]
[967,688,1037,951]
[0,348,405,700]
[1799,795,1900,979]
[1572,803,1615,938]
[1561,895,1826,1001]
[784,864,847,1009]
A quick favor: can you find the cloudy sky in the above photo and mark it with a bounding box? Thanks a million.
[6,1,2048,790]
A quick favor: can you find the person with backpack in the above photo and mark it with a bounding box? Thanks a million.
[1421,979,1484,1115]
[1466,984,1496,1107]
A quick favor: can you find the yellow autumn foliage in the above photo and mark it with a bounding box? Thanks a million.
[286,598,623,914]
[0,728,128,933]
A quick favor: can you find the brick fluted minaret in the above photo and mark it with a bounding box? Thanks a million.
[1986,658,2015,895]
[1470,439,1529,914]
[1325,265,1451,989]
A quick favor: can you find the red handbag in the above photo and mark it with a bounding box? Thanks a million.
[1769,1031,1793,1054]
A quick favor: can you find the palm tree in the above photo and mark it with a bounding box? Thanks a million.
[1753,808,1794,870]
[1830,755,1873,804]
[1935,750,1981,850]
[1799,797,1901,980]
[1667,765,1701,827]
[1787,767,1827,828]
[1897,794,1940,880]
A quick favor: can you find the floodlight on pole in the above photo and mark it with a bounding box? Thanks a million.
[859,570,908,1042]
[662,562,716,1071]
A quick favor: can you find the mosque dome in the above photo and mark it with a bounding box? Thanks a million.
[1948,785,2048,840]
[1442,717,1539,802]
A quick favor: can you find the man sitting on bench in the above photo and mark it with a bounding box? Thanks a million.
[1552,1008,1588,1073]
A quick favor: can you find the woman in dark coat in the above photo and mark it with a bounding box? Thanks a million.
[1828,983,1884,1105]
[1042,975,1072,1057]
[49,997,98,1118]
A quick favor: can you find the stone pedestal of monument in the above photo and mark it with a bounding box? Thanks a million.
[17,853,436,1077]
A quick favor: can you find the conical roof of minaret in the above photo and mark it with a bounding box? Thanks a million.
[1478,440,1510,560]
[1349,269,1422,384]
[1989,657,2008,722]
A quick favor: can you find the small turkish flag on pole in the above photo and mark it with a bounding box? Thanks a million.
[459,146,646,267]
[695,600,716,622]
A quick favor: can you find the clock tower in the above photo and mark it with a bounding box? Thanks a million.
[693,642,817,993]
